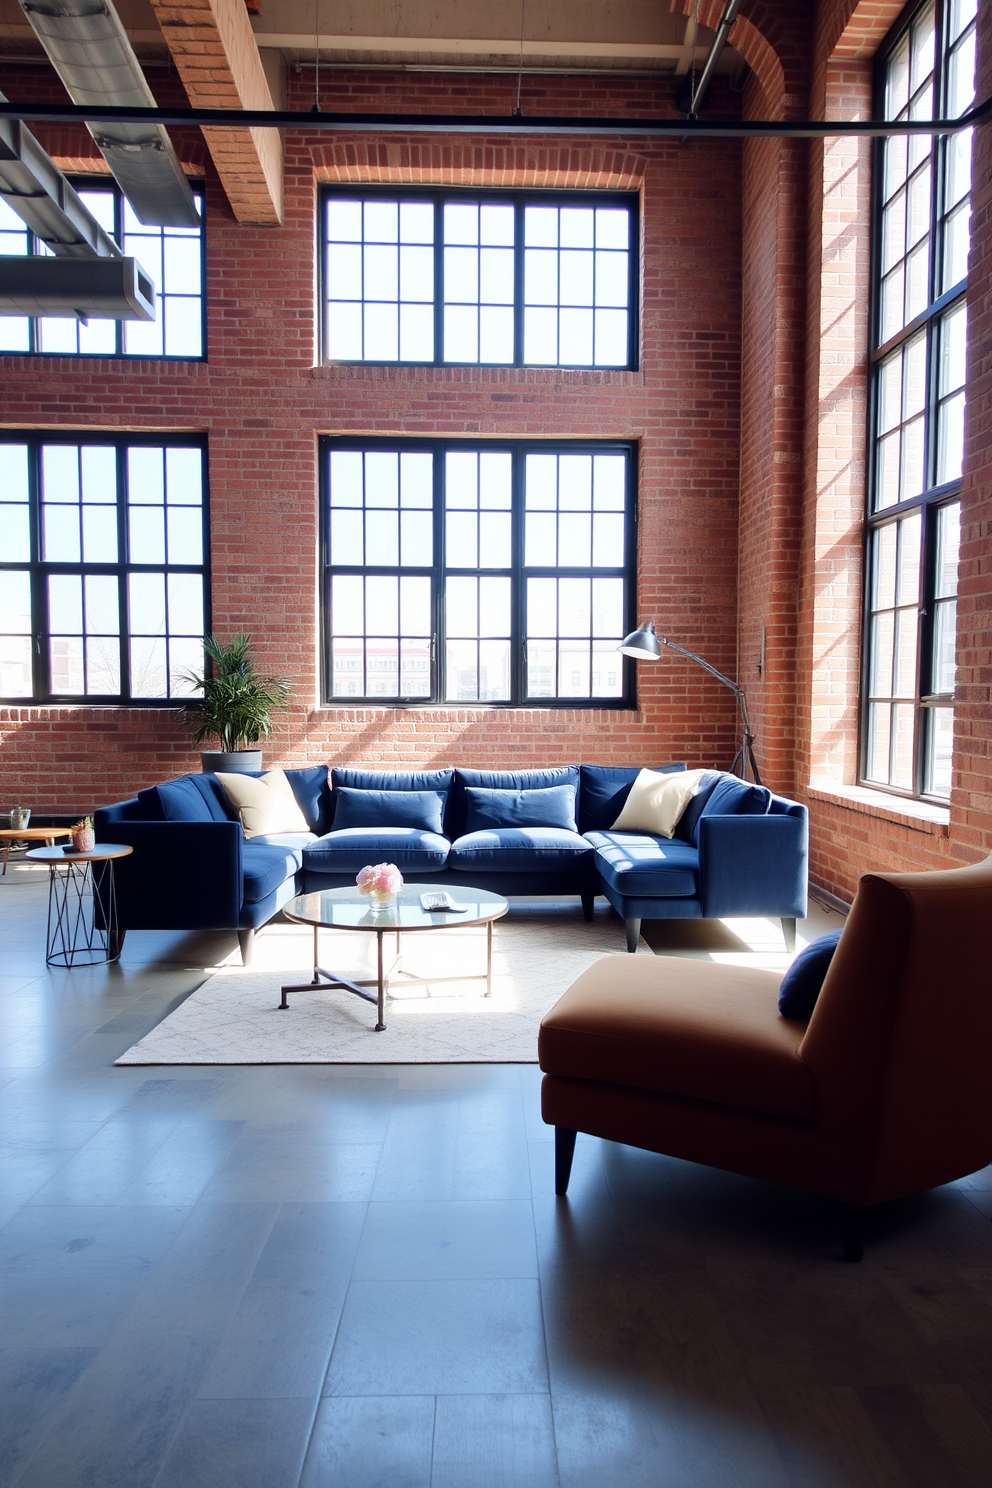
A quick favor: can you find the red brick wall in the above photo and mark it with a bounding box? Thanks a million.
[0,66,747,813]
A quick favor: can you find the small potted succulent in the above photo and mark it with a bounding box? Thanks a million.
[71,815,95,853]
[181,632,291,774]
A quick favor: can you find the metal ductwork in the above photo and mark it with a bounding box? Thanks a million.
[18,0,199,227]
[0,253,155,318]
[0,93,121,257]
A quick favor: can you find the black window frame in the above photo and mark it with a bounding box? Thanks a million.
[0,431,211,706]
[861,0,974,802]
[0,176,207,362]
[319,436,638,709]
[318,186,639,371]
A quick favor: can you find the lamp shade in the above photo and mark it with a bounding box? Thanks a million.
[618,621,662,660]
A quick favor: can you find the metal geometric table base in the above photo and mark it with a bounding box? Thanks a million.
[279,920,496,1031]
[45,858,122,968]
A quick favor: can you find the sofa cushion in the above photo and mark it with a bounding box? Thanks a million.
[448,827,592,874]
[332,787,446,834]
[539,955,815,1122]
[215,769,310,838]
[677,772,771,847]
[303,827,450,875]
[138,774,233,824]
[463,784,577,833]
[779,930,844,1021]
[282,766,332,833]
[578,763,685,833]
[585,830,699,898]
[610,768,710,838]
[242,840,304,904]
[451,767,580,837]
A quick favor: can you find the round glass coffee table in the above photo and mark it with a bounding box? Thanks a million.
[280,885,509,1031]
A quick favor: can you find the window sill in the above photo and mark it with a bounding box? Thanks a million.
[807,781,950,836]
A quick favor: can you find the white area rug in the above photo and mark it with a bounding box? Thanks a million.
[115,908,653,1066]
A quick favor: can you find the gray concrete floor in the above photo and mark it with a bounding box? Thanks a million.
[0,865,990,1487]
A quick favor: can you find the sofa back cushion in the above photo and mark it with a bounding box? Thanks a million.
[676,772,770,846]
[332,787,446,835]
[578,763,685,833]
[137,774,233,823]
[610,768,711,838]
[282,766,332,833]
[450,767,579,837]
[463,784,578,833]
[332,767,454,832]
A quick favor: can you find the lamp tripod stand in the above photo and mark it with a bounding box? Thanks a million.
[617,623,762,786]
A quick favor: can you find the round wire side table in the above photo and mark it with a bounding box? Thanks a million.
[26,844,133,967]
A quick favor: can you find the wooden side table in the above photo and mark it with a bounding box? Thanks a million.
[0,826,73,875]
[25,844,133,967]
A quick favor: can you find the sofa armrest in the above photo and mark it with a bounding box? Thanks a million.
[698,812,808,919]
[92,819,243,929]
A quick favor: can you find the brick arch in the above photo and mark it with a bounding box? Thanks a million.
[307,140,648,192]
[670,0,786,115]
[828,0,907,60]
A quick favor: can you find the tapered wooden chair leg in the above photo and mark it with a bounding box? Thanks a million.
[555,1127,577,1196]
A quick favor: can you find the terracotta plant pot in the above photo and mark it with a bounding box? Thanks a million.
[72,828,95,853]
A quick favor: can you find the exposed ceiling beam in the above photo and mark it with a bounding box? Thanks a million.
[0,96,987,140]
[17,0,199,226]
[147,0,283,225]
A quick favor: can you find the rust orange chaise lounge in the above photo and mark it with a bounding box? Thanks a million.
[539,854,992,1260]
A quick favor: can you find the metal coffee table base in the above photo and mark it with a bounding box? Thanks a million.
[279,920,495,1031]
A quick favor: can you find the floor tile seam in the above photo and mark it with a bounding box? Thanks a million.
[313,1191,374,1405]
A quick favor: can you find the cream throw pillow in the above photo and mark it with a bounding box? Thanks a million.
[610,767,711,838]
[215,768,309,838]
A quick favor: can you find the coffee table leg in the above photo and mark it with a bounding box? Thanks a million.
[486,919,494,996]
[375,930,386,1032]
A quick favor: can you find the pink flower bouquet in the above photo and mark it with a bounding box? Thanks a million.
[356,862,404,897]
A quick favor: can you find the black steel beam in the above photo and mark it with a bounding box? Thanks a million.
[0,97,988,139]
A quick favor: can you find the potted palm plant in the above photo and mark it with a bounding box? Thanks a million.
[181,633,291,774]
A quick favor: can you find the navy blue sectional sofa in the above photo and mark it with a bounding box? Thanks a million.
[95,764,808,962]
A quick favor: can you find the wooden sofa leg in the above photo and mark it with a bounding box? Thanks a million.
[839,1203,865,1263]
[555,1128,577,1196]
[580,888,595,922]
[625,917,641,953]
[781,917,797,953]
[238,928,255,966]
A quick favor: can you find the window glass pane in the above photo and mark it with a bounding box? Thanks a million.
[0,569,33,696]
[932,599,957,694]
[925,705,954,797]
[935,502,960,598]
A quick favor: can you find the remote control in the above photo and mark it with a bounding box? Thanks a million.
[419,891,466,912]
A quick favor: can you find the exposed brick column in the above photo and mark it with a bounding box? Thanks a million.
[952,0,992,859]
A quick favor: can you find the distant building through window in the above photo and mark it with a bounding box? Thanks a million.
[321,439,636,707]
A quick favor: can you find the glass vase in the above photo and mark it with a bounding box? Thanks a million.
[367,889,397,915]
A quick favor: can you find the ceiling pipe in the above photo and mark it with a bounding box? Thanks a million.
[17,0,199,227]
[686,0,745,118]
[0,91,122,258]
[0,97,988,139]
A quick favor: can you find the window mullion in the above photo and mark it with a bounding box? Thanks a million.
[434,442,445,700]
[118,442,132,702]
[511,445,526,702]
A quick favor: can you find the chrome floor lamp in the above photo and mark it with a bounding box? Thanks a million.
[618,621,762,785]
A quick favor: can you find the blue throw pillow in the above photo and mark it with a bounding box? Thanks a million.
[463,784,577,833]
[331,787,446,834]
[778,930,843,1021]
[680,773,770,847]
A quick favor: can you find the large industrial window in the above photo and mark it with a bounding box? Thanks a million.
[321,438,636,706]
[0,179,204,358]
[0,434,209,703]
[320,189,637,369]
[863,0,975,801]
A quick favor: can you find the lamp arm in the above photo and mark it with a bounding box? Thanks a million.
[657,637,744,699]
